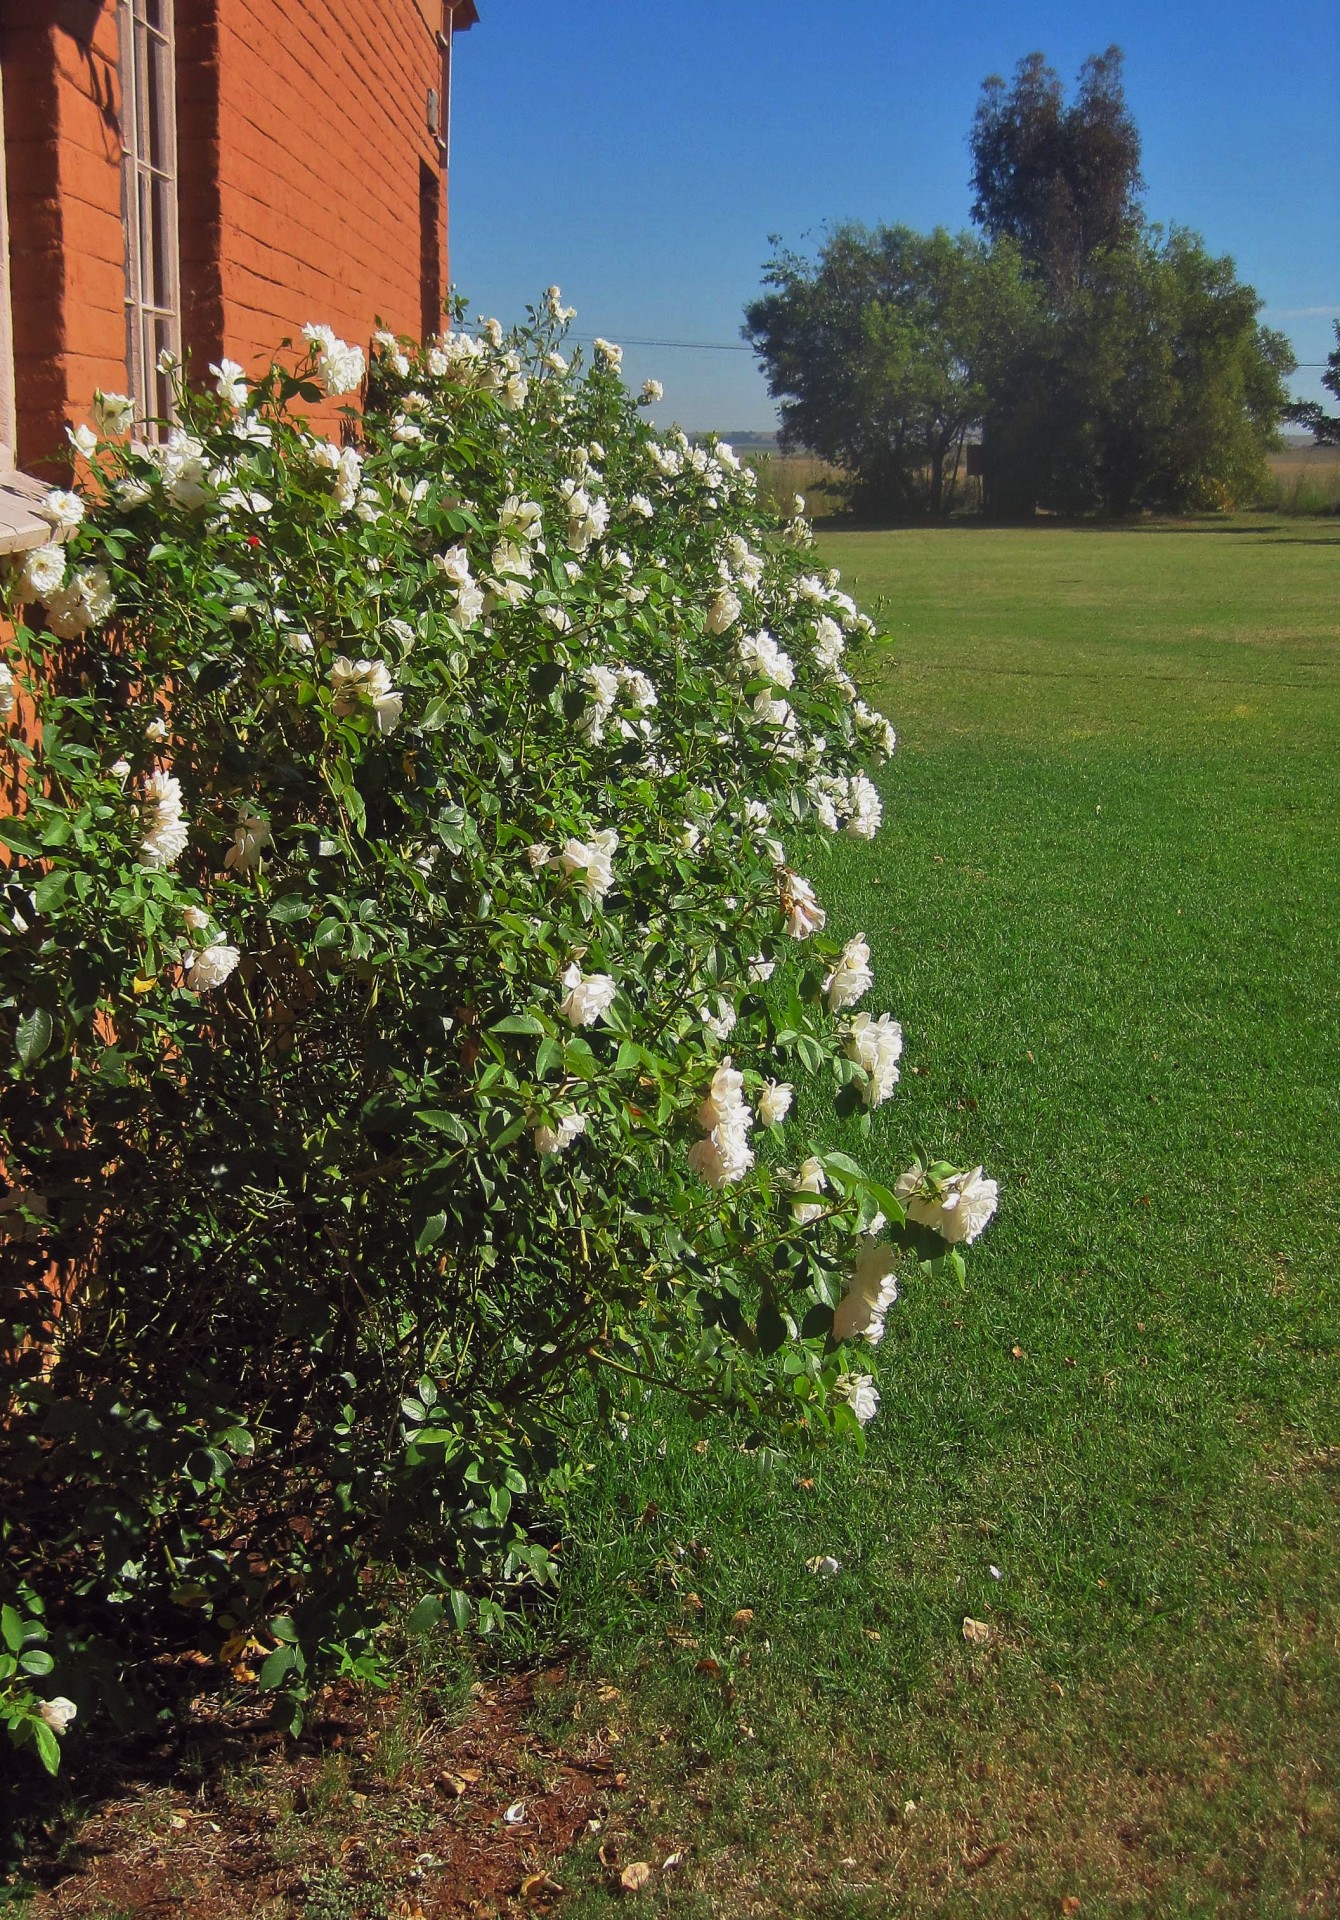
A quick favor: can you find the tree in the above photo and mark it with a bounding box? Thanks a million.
[1288,320,1340,444]
[743,225,1039,516]
[970,47,1143,296]
[987,228,1295,514]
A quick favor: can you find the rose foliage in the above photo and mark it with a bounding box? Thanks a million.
[0,293,995,1767]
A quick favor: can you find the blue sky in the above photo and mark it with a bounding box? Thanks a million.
[450,1,1339,433]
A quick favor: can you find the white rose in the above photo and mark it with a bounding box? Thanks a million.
[15,543,66,604]
[40,489,84,531]
[895,1162,999,1246]
[835,1373,880,1425]
[187,940,241,993]
[558,963,617,1028]
[758,1081,793,1127]
[780,871,826,940]
[833,1239,899,1344]
[93,390,135,436]
[824,934,874,1013]
[534,1111,587,1157]
[38,1697,77,1735]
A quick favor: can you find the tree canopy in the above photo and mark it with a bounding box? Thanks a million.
[743,225,1038,517]
[744,48,1294,519]
[970,47,1144,296]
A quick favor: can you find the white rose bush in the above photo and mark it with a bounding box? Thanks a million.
[0,292,995,1763]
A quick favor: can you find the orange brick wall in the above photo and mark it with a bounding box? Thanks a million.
[189,0,448,381]
[3,3,127,477]
[2,0,456,469]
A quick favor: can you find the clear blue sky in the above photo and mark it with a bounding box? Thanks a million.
[450,1,1339,433]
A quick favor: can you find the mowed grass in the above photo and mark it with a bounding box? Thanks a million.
[541,518,1340,1916]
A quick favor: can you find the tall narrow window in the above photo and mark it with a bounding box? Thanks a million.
[119,0,181,427]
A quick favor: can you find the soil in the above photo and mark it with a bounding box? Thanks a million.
[14,1670,621,1918]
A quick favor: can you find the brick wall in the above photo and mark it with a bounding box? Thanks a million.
[195,0,448,382]
[1,0,457,468]
[3,2,126,476]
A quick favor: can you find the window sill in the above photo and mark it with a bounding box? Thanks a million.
[0,469,53,556]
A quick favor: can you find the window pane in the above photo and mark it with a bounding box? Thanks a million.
[120,0,179,430]
[145,32,172,173]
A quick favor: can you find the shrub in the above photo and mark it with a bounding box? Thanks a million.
[0,292,995,1763]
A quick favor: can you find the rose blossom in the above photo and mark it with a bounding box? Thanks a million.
[833,1239,899,1344]
[895,1162,999,1246]
[558,963,617,1028]
[824,934,874,1013]
[534,1111,587,1157]
[845,1011,903,1105]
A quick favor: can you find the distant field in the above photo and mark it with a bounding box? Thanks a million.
[745,444,1340,518]
[1263,443,1340,513]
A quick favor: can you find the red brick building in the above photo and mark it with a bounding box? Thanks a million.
[0,0,477,548]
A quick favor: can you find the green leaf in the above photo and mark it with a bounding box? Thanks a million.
[406,1594,445,1635]
[260,1647,296,1691]
[268,895,311,924]
[415,1211,446,1253]
[31,1720,62,1775]
[15,1007,53,1070]
[491,1012,545,1036]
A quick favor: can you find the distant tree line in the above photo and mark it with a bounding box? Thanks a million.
[744,50,1296,518]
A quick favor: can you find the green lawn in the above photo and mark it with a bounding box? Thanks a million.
[543,518,1340,1916]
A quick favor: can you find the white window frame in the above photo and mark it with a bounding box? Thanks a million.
[119,0,182,431]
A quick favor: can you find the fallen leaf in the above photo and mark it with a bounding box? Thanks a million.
[521,1871,561,1900]
[806,1554,840,1575]
[695,1657,723,1677]
[796,1477,815,1490]
[1061,1900,1082,1916]
[620,1862,653,1892]
[682,1591,704,1612]
[1011,1345,1026,1359]
[731,1608,754,1628]
[596,1684,622,1703]
[962,1617,992,1645]
[438,1770,478,1796]
[662,1851,684,1871]
[503,1800,526,1825]
[692,1439,709,1455]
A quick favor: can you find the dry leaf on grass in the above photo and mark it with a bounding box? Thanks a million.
[620,1861,653,1892]
[731,1608,755,1628]
[962,1616,992,1645]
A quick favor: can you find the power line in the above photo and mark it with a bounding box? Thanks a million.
[570,334,753,353]
[569,336,1329,366]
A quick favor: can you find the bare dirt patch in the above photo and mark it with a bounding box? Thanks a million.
[19,1671,620,1919]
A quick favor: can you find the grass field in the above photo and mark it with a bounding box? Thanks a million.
[538,517,1340,1915]
[13,520,1339,1918]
